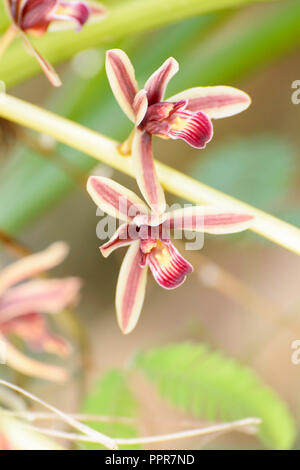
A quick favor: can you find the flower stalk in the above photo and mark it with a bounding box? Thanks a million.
[0,93,299,255]
[23,417,261,446]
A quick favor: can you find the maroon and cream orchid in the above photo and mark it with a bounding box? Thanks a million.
[0,242,81,382]
[2,0,106,86]
[105,49,251,214]
[87,176,253,335]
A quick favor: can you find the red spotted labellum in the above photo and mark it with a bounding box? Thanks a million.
[87,176,254,335]
[2,0,106,86]
[106,49,251,215]
[0,242,81,382]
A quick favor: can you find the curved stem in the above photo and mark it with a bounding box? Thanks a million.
[0,93,299,255]
[0,379,118,449]
[23,417,261,445]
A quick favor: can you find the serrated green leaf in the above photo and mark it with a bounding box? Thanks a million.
[134,343,296,450]
[81,369,140,450]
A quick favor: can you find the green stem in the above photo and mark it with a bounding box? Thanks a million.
[0,0,275,88]
[0,93,299,255]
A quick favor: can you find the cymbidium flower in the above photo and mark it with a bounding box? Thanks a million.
[106,49,251,214]
[87,176,253,334]
[0,242,81,382]
[2,0,106,86]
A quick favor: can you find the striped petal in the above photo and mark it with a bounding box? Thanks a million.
[0,278,81,323]
[106,49,139,122]
[168,86,251,119]
[132,129,166,215]
[167,206,254,234]
[18,0,57,34]
[116,241,148,334]
[133,89,148,126]
[147,240,193,289]
[21,33,62,86]
[87,176,149,222]
[145,57,179,106]
[0,242,69,296]
[167,108,213,149]
[51,1,97,32]
[0,333,68,382]
[100,223,137,258]
[1,313,71,357]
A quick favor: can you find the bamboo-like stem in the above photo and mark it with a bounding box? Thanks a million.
[24,417,261,445]
[0,94,299,255]
[0,26,16,59]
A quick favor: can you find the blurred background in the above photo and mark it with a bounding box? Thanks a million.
[0,0,300,450]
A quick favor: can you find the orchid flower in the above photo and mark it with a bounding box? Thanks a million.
[1,0,106,86]
[105,49,251,214]
[0,242,81,382]
[87,176,253,335]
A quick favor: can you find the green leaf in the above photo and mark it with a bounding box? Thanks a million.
[189,134,297,213]
[134,343,296,450]
[81,369,140,450]
[0,0,276,88]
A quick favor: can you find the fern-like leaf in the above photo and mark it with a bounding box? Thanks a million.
[81,369,140,450]
[134,343,295,450]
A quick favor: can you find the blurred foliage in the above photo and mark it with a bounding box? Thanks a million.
[134,343,296,450]
[0,2,300,235]
[189,134,298,224]
[81,369,140,450]
[0,0,277,87]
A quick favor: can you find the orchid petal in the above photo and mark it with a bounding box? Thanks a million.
[145,57,179,105]
[147,240,193,289]
[0,333,68,382]
[132,129,166,215]
[87,176,149,222]
[100,223,137,258]
[21,33,62,86]
[168,86,251,119]
[1,313,71,357]
[115,241,147,334]
[0,242,69,296]
[18,0,57,34]
[133,89,148,126]
[167,206,254,234]
[167,109,213,149]
[0,278,81,323]
[51,1,91,32]
[88,1,106,16]
[106,49,139,122]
